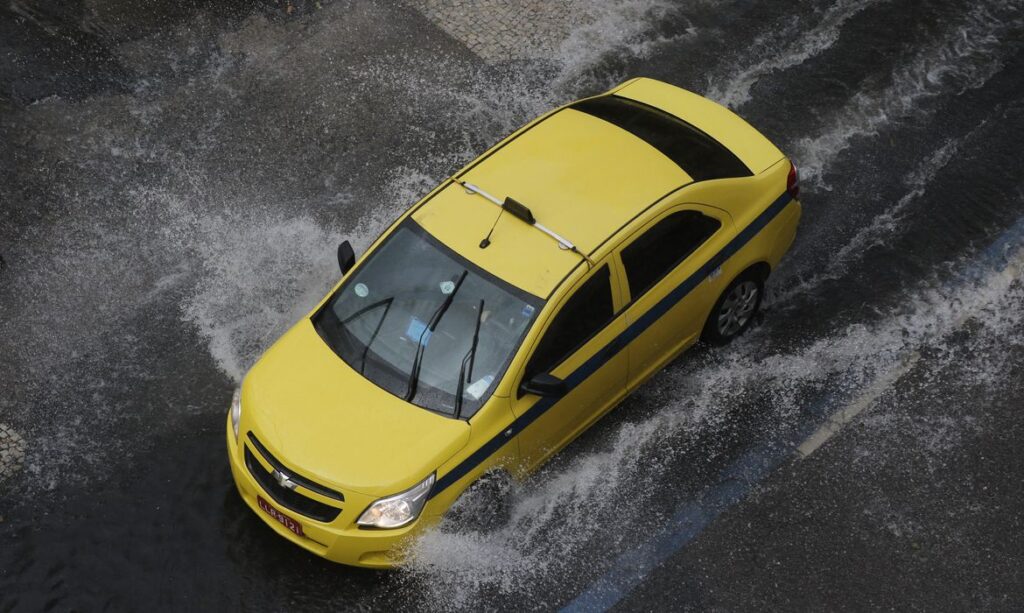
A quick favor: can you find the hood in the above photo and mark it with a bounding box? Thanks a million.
[242,319,470,497]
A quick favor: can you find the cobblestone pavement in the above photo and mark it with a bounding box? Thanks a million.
[0,423,26,482]
[406,0,595,62]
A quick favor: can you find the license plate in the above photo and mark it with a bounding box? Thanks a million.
[257,496,305,537]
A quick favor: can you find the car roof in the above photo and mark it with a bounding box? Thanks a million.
[412,106,693,298]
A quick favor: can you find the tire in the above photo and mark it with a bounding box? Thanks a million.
[702,270,764,345]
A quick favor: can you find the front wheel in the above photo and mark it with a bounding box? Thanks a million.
[441,470,512,533]
[702,272,764,345]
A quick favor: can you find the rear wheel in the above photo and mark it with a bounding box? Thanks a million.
[702,272,764,345]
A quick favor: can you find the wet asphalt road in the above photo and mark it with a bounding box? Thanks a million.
[2,0,1023,611]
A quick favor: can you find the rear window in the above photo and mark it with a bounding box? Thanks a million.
[569,95,751,181]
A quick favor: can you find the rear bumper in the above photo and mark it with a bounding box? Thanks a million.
[225,413,425,568]
[770,198,801,268]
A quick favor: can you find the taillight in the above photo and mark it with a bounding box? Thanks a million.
[787,162,799,199]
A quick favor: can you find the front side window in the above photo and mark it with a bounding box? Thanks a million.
[620,210,721,300]
[525,265,614,381]
[313,223,542,418]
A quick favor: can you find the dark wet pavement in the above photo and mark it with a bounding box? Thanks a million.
[2,0,1023,610]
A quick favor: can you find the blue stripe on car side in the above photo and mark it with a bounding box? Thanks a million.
[429,190,795,499]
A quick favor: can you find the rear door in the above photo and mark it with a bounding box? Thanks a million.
[615,204,732,391]
[511,261,629,470]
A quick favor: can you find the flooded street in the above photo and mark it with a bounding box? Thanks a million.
[2,0,1023,610]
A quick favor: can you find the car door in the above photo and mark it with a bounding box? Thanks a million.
[511,262,628,471]
[615,204,732,391]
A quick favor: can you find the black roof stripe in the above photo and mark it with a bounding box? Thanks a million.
[569,95,752,181]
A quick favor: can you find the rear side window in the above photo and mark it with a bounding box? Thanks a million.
[526,265,614,379]
[620,211,721,300]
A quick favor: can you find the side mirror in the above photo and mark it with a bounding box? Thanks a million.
[519,373,567,398]
[337,240,356,275]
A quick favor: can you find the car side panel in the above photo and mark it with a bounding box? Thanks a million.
[425,183,800,508]
[678,160,799,281]
[423,394,520,518]
[514,317,629,473]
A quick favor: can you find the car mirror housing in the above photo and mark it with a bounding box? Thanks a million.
[519,373,567,398]
[337,240,356,275]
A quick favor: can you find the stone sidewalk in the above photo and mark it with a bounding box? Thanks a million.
[406,0,597,63]
[0,423,25,482]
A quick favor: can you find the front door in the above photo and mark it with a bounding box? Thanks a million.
[511,263,628,470]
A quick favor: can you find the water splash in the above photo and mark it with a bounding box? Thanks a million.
[0,0,693,497]
[181,0,694,382]
[179,167,433,382]
[399,217,1024,607]
[707,0,883,109]
[775,118,976,304]
[795,0,1024,186]
[550,0,690,90]
[409,0,683,68]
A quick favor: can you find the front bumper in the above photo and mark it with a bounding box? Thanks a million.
[225,413,429,568]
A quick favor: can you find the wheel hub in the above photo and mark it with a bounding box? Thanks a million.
[717,281,759,337]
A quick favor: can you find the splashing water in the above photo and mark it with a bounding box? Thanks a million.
[3,0,1024,609]
[774,111,986,304]
[398,215,1024,608]
[707,0,884,109]
[794,0,1024,186]
[0,0,698,497]
[178,167,434,382]
[180,0,691,382]
[549,0,691,90]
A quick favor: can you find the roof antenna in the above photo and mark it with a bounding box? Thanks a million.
[454,178,594,267]
[477,189,504,249]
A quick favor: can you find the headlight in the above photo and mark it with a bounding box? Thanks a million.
[230,388,242,440]
[357,473,435,529]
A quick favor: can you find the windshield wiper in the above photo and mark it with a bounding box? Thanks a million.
[340,297,394,374]
[404,270,468,402]
[454,298,485,418]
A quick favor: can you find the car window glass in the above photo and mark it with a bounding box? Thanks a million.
[570,96,752,180]
[312,223,542,418]
[525,265,614,380]
[620,210,721,300]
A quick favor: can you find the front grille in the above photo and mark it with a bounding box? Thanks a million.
[244,445,342,523]
[247,433,344,501]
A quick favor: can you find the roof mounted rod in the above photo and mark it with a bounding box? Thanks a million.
[454,178,594,267]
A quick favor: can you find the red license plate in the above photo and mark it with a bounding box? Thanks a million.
[257,496,305,537]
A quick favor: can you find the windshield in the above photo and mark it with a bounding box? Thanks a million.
[312,222,542,418]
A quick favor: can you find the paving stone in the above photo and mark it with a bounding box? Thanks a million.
[0,423,26,482]
[406,0,598,63]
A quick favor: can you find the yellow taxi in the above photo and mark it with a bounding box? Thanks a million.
[226,77,801,568]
